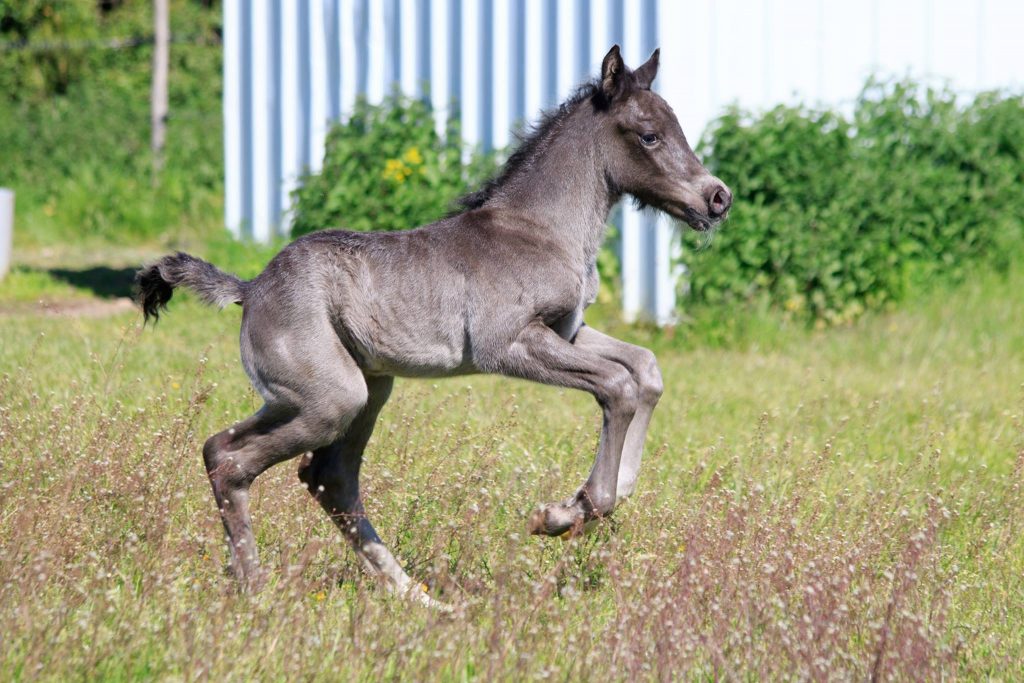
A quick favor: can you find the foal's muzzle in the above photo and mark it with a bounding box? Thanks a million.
[705,181,732,220]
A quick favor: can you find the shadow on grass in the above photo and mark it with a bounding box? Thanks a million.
[48,266,137,299]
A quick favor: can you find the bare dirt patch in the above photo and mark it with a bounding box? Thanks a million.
[0,296,136,318]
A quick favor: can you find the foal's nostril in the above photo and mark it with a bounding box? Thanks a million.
[708,184,732,218]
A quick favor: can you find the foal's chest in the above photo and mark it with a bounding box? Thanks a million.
[551,261,599,341]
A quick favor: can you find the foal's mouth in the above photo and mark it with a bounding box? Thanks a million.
[664,203,723,232]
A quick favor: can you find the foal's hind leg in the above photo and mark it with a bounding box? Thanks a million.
[203,327,369,589]
[203,394,364,589]
[298,376,435,604]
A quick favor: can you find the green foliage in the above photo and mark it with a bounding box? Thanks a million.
[290,94,496,235]
[0,1,223,244]
[688,79,1024,324]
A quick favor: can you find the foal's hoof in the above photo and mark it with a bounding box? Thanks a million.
[234,566,269,594]
[561,518,599,540]
[527,503,584,537]
[405,582,455,614]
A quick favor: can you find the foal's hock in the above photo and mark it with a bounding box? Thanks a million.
[136,46,731,604]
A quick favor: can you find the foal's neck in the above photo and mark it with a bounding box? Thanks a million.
[492,108,616,267]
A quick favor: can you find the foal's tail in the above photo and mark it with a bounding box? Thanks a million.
[135,252,246,323]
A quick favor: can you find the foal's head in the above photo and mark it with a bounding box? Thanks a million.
[596,45,731,232]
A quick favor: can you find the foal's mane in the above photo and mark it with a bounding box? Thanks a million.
[455,80,605,211]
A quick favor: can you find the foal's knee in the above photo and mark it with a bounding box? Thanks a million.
[635,349,663,407]
[203,432,250,489]
[601,365,640,418]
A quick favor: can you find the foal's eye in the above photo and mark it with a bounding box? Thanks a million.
[639,133,659,147]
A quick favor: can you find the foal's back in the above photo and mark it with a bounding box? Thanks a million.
[242,211,580,379]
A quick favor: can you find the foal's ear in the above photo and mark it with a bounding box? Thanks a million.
[601,45,627,99]
[634,48,660,90]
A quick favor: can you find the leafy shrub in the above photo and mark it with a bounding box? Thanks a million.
[290,94,495,235]
[687,79,1024,323]
[0,1,223,244]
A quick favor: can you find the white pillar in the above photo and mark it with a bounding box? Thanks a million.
[0,189,13,281]
[223,0,243,237]
[249,0,273,241]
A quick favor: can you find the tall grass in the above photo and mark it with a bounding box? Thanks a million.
[1,264,1022,679]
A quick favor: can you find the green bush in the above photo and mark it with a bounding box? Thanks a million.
[290,94,496,235]
[687,79,1024,323]
[0,1,223,245]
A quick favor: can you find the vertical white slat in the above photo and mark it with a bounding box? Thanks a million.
[430,0,451,135]
[415,0,432,99]
[711,0,769,107]
[875,0,929,79]
[0,189,12,280]
[461,0,482,148]
[367,0,387,102]
[479,0,494,150]
[765,0,819,105]
[279,0,302,231]
[340,0,358,118]
[868,0,880,71]
[384,0,401,90]
[980,0,1024,91]
[556,0,578,99]
[573,0,591,83]
[399,0,418,96]
[307,0,331,172]
[607,0,624,49]
[589,0,610,73]
[930,0,982,91]
[641,0,675,324]
[819,2,874,114]
[652,216,677,324]
[223,0,244,237]
[491,0,512,149]
[657,0,697,317]
[250,0,272,241]
[975,0,986,88]
[619,0,645,320]
[448,0,463,122]
[541,0,558,107]
[923,0,935,77]
[324,0,341,120]
[508,0,526,128]
[523,0,545,126]
[662,0,713,142]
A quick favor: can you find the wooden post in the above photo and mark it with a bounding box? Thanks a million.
[151,0,170,173]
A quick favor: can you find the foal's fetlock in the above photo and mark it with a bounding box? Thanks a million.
[527,502,585,537]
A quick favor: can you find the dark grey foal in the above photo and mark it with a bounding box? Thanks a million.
[136,46,731,604]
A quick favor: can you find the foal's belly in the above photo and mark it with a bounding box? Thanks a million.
[344,310,474,378]
[357,341,475,378]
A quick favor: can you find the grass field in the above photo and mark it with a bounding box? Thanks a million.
[1,247,1022,680]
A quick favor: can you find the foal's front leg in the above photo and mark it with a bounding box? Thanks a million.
[572,326,663,502]
[489,320,640,536]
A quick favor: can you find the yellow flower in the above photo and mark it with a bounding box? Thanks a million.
[312,590,326,602]
[403,147,424,166]
[784,295,805,313]
[382,158,408,183]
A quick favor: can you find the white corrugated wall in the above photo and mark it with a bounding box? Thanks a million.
[223,0,1024,324]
